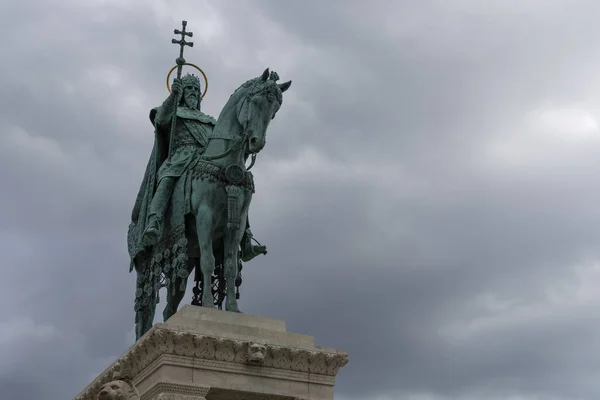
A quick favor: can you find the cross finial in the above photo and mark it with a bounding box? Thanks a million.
[171,20,194,67]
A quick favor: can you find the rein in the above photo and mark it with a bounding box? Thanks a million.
[199,133,247,161]
[246,153,257,170]
[197,131,258,171]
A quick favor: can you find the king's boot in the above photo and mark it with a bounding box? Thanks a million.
[141,177,174,246]
[142,214,162,246]
[240,228,267,262]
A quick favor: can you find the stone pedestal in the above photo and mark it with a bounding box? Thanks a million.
[74,305,349,400]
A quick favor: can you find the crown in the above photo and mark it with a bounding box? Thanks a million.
[181,73,201,87]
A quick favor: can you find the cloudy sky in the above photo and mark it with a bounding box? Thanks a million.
[3,0,600,399]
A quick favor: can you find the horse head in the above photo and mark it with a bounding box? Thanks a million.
[235,68,291,154]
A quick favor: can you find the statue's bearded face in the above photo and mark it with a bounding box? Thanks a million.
[183,83,200,109]
[97,380,131,400]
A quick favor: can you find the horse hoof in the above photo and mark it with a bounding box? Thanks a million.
[201,299,215,308]
[226,304,242,313]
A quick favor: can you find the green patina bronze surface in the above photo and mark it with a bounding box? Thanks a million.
[127,21,291,340]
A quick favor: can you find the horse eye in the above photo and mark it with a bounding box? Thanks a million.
[268,93,275,101]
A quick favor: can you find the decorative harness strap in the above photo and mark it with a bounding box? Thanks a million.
[192,161,255,192]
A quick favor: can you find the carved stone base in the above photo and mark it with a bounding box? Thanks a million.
[74,306,348,400]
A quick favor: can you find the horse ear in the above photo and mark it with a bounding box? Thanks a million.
[278,80,292,93]
[261,68,270,81]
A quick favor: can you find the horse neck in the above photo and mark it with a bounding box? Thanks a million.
[204,94,246,167]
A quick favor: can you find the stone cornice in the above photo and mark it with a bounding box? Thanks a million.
[138,354,336,386]
[74,326,348,400]
[142,382,210,400]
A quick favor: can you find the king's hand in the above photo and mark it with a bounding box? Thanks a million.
[171,78,182,94]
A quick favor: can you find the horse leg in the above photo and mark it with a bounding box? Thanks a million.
[224,224,246,312]
[163,279,186,321]
[134,288,156,340]
[134,262,157,340]
[163,258,195,321]
[190,178,217,308]
[195,205,216,308]
[224,189,252,312]
[135,301,156,340]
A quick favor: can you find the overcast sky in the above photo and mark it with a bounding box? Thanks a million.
[2,0,600,399]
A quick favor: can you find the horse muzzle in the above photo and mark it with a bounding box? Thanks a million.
[248,136,265,153]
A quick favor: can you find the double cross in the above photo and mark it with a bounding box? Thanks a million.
[167,21,195,159]
[172,20,194,75]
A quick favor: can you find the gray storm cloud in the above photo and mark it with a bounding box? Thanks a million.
[1,1,600,399]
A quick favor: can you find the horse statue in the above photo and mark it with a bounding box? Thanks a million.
[127,68,291,340]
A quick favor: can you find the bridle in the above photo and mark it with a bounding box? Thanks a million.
[199,90,266,171]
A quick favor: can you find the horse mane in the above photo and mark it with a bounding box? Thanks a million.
[209,73,284,140]
[229,75,284,105]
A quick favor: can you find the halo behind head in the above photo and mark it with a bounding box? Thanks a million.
[166,63,208,98]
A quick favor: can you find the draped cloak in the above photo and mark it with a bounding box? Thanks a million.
[127,99,216,316]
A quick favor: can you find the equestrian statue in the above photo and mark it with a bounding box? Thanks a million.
[127,21,291,340]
